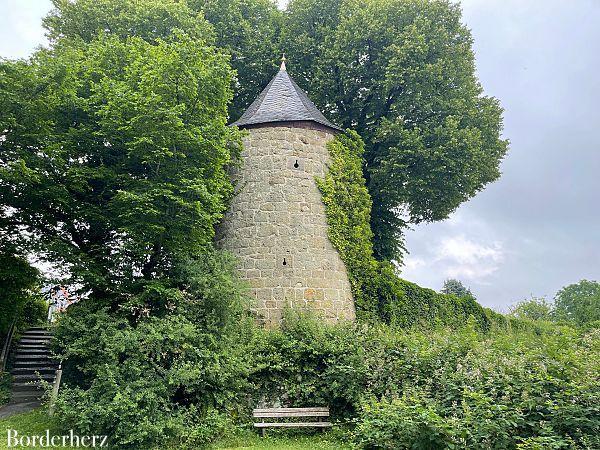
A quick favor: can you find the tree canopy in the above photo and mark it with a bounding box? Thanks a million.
[1,0,507,291]
[0,1,241,300]
[281,0,508,261]
[10,0,508,270]
[441,279,473,298]
[553,280,600,326]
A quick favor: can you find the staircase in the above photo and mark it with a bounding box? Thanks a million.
[9,327,59,405]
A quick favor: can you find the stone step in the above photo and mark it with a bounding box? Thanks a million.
[17,342,49,348]
[21,329,52,335]
[12,382,45,392]
[11,366,57,376]
[20,334,51,339]
[14,354,56,363]
[15,347,50,355]
[19,337,51,344]
[10,391,43,403]
[12,359,59,367]
[13,373,55,383]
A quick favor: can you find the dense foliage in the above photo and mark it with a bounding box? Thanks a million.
[317,133,507,330]
[52,251,253,448]
[510,297,554,322]
[316,131,379,316]
[52,305,600,449]
[0,0,241,301]
[255,316,600,450]
[0,251,46,338]
[190,0,283,119]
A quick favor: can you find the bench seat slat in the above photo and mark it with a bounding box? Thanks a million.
[253,407,329,414]
[254,422,332,428]
[253,411,329,418]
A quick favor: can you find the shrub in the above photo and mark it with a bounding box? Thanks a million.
[352,396,457,449]
[52,250,255,449]
[250,315,600,449]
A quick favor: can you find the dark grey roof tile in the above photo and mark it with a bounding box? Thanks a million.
[232,64,341,131]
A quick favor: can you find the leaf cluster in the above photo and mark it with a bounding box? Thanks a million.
[0,4,242,299]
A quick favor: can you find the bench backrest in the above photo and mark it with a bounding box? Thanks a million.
[253,407,329,418]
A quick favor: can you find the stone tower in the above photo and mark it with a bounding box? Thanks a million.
[218,59,355,324]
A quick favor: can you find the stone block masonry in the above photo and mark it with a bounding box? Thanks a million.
[217,122,355,324]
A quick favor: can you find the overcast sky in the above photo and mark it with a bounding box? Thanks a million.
[1,0,598,311]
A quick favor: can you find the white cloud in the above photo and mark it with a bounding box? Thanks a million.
[436,235,504,280]
[401,211,507,297]
[403,256,426,270]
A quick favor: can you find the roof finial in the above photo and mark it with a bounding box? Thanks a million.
[280,53,287,71]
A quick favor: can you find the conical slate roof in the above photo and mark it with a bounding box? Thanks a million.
[232,61,341,131]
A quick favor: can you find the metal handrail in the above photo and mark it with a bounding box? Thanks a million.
[0,319,16,372]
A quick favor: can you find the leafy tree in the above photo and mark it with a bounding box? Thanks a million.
[553,280,600,326]
[510,297,553,322]
[441,279,473,298]
[0,250,42,336]
[0,5,241,301]
[282,0,508,261]
[50,0,508,264]
[1,3,251,444]
[190,0,284,119]
[43,0,209,43]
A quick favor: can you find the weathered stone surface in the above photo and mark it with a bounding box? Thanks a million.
[217,124,355,324]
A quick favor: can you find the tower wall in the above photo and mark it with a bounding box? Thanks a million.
[217,122,355,324]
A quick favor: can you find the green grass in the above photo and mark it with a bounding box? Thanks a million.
[0,409,350,450]
[211,430,351,450]
[0,409,66,450]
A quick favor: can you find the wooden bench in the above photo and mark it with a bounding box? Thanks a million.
[253,407,332,435]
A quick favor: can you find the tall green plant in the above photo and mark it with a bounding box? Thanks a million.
[554,280,600,326]
[0,251,44,337]
[284,0,508,261]
[317,131,379,316]
[0,16,241,301]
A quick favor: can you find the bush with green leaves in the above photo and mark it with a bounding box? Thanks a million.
[510,297,554,322]
[51,251,255,448]
[0,251,46,339]
[250,315,600,449]
[352,395,456,449]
